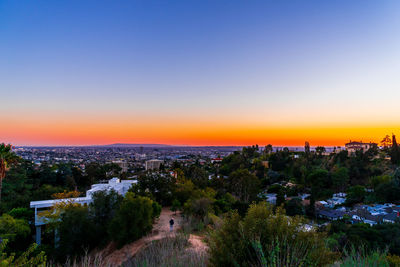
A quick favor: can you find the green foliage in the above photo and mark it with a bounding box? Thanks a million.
[329,221,400,256]
[370,175,392,190]
[171,199,181,214]
[339,247,389,267]
[0,214,30,243]
[387,254,400,267]
[109,192,159,247]
[89,190,123,246]
[331,166,349,192]
[307,169,332,199]
[267,184,284,194]
[136,172,176,206]
[285,197,305,216]
[214,193,236,214]
[7,207,33,221]
[0,240,46,267]
[209,202,336,267]
[227,169,260,203]
[57,205,97,261]
[184,197,213,221]
[375,181,400,203]
[346,185,366,205]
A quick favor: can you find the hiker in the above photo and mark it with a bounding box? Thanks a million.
[169,217,174,232]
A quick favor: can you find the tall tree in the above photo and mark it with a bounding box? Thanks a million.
[381,135,392,148]
[305,141,310,155]
[391,134,400,165]
[227,169,260,203]
[265,144,273,154]
[0,144,18,203]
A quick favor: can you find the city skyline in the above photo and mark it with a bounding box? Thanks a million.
[2,1,400,146]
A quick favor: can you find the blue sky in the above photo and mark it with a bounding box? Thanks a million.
[1,0,400,145]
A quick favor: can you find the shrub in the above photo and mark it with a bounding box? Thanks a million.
[0,240,46,266]
[209,202,336,267]
[108,192,160,247]
[57,205,97,261]
[339,247,389,267]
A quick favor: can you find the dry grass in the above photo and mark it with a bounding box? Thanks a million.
[123,233,208,267]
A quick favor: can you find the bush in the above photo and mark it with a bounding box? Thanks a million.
[209,202,336,267]
[57,205,97,261]
[89,190,123,246]
[108,192,160,247]
[0,240,46,266]
[339,247,389,267]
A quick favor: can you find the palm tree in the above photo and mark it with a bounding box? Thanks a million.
[0,144,17,203]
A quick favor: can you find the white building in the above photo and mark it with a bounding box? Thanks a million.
[30,178,136,245]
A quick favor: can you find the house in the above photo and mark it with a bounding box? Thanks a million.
[260,193,277,205]
[318,210,345,220]
[345,141,377,154]
[211,158,223,163]
[383,212,400,224]
[30,177,136,245]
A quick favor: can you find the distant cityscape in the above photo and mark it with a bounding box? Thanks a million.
[14,144,346,172]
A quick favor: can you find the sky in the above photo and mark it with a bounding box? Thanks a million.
[1,0,400,146]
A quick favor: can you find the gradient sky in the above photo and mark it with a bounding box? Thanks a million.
[1,0,400,146]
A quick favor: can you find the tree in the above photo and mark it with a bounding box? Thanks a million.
[305,141,310,155]
[381,135,392,148]
[136,172,176,206]
[171,199,181,215]
[184,197,213,221]
[89,190,123,245]
[276,188,285,207]
[331,166,349,192]
[109,192,161,247]
[57,205,97,260]
[0,144,18,203]
[186,165,208,188]
[391,134,400,165]
[315,146,326,156]
[307,169,331,199]
[209,202,336,267]
[346,185,366,205]
[227,169,260,203]
[285,197,304,216]
[375,181,400,203]
[0,240,46,266]
[0,214,30,245]
[265,144,273,154]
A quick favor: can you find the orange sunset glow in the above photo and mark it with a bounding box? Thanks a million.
[2,1,400,147]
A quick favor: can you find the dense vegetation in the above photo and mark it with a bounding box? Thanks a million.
[2,136,400,265]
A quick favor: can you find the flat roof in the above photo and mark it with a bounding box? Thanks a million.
[30,197,91,208]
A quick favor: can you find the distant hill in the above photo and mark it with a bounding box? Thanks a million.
[100,143,173,148]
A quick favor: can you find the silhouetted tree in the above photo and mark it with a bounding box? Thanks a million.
[391,134,400,165]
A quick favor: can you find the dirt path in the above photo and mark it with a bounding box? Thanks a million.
[187,234,208,254]
[102,208,182,266]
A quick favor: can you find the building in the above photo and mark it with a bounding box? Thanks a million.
[211,158,223,163]
[383,212,400,223]
[145,159,164,171]
[345,141,377,153]
[112,160,128,173]
[30,178,136,245]
[318,210,345,220]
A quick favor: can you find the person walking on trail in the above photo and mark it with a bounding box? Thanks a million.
[169,218,174,232]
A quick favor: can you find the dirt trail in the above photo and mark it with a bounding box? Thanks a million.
[187,234,208,254]
[102,208,182,266]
